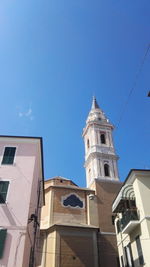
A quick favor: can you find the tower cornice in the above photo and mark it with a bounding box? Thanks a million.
[82,121,114,137]
[84,152,119,167]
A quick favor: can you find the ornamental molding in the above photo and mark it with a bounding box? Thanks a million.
[61,193,85,209]
[84,152,119,167]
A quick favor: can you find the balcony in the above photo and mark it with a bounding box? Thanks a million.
[120,209,139,234]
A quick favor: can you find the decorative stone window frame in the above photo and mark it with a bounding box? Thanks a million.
[61,193,85,209]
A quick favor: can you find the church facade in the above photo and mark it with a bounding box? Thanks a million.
[37,98,122,267]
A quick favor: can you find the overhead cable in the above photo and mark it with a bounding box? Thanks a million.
[116,43,150,130]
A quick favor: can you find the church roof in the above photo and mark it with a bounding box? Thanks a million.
[46,176,70,181]
[45,176,78,187]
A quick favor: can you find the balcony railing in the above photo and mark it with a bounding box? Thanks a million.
[120,209,139,231]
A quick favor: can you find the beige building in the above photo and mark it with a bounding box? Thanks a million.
[37,97,122,267]
[112,169,150,267]
[36,176,99,267]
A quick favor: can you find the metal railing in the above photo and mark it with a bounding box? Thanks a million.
[120,209,139,230]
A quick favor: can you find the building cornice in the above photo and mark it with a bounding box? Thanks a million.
[41,223,99,231]
[82,122,114,137]
[84,152,119,167]
[45,184,95,193]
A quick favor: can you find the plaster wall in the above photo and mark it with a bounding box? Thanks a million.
[0,139,42,267]
[40,189,51,229]
[133,176,150,218]
[36,230,56,267]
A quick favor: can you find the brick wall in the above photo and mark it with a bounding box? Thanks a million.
[58,227,98,267]
[95,180,122,232]
[52,188,87,225]
[98,234,119,266]
[95,179,122,266]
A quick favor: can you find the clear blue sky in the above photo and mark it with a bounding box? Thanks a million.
[0,0,149,187]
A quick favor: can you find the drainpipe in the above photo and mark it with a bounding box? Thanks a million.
[29,180,42,267]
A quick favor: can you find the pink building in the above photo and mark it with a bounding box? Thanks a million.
[0,136,45,267]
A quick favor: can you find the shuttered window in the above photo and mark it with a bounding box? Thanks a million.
[0,182,9,203]
[0,229,7,258]
[2,147,16,165]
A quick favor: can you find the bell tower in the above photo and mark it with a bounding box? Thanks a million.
[83,97,119,187]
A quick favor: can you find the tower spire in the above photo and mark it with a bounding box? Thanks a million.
[86,97,108,124]
[91,96,100,109]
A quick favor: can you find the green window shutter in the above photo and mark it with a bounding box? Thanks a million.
[2,147,16,165]
[0,182,9,204]
[0,229,7,259]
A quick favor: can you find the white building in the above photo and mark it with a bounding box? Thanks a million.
[112,169,150,267]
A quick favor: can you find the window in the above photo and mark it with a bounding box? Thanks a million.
[63,194,83,208]
[0,182,9,203]
[120,255,124,267]
[2,147,16,165]
[88,168,91,179]
[135,235,144,265]
[100,133,106,144]
[128,243,134,267]
[104,163,110,177]
[125,243,134,267]
[0,229,7,259]
[111,215,115,225]
[87,139,90,149]
[116,220,121,234]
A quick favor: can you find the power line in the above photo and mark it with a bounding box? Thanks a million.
[116,44,150,130]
